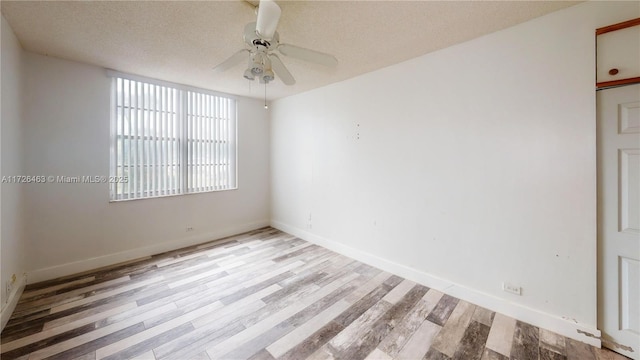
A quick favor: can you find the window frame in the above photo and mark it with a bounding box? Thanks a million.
[108,70,238,202]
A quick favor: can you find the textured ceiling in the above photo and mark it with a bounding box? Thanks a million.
[1,1,578,100]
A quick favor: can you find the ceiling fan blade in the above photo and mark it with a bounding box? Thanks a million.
[278,44,337,67]
[256,0,281,40]
[212,49,249,74]
[269,54,296,85]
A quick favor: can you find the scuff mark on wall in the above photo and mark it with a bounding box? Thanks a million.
[578,330,635,353]
[577,329,600,339]
[601,339,634,353]
[563,316,579,324]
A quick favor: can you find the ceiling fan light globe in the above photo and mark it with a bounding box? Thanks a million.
[263,69,275,82]
[243,69,255,80]
[251,63,264,75]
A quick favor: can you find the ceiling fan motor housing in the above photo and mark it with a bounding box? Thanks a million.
[244,22,279,51]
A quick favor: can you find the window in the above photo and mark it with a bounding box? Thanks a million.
[110,73,237,201]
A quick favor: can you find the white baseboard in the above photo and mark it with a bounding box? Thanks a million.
[1,273,27,333]
[28,220,270,284]
[271,220,602,348]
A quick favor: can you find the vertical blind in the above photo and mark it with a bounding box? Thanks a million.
[186,91,236,193]
[110,75,237,201]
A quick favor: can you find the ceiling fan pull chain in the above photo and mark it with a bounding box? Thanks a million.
[264,82,268,110]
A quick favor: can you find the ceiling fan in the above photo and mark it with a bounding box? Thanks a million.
[212,0,338,86]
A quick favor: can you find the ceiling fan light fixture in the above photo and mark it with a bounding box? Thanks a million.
[250,63,264,76]
[250,53,265,75]
[243,68,255,80]
[262,69,275,83]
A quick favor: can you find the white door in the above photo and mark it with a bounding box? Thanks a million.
[598,83,640,359]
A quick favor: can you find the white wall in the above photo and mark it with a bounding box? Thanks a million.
[270,1,639,345]
[1,15,28,329]
[22,52,270,282]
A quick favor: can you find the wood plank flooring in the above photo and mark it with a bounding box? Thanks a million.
[0,227,629,360]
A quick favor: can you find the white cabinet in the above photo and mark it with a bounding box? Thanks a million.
[597,19,640,88]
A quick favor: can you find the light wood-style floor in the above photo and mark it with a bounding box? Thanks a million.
[0,227,628,360]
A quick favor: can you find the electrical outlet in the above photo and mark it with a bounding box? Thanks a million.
[186,227,194,232]
[5,280,11,295]
[502,282,522,295]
